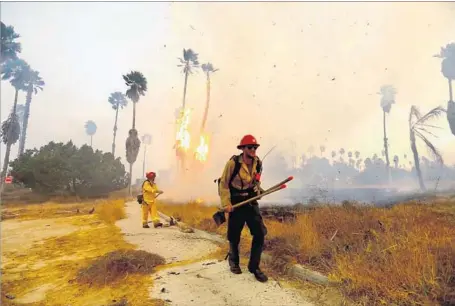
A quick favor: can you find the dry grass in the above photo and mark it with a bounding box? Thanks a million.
[1,197,126,221]
[159,198,455,305]
[76,249,165,286]
[1,198,165,306]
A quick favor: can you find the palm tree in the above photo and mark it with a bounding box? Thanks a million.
[355,150,360,159]
[393,155,399,168]
[434,43,455,135]
[0,22,21,64]
[141,134,152,176]
[123,71,147,196]
[339,148,345,163]
[176,49,199,174]
[408,105,445,191]
[17,68,44,157]
[331,150,336,164]
[123,71,147,130]
[378,84,397,184]
[178,49,199,110]
[108,91,128,156]
[308,146,315,157]
[0,59,30,187]
[84,120,97,147]
[319,145,326,157]
[200,62,218,132]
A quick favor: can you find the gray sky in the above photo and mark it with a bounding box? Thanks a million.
[1,2,454,193]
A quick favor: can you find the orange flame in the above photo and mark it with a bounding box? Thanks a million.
[195,133,209,162]
[175,108,191,151]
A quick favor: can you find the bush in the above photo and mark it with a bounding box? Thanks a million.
[9,141,129,197]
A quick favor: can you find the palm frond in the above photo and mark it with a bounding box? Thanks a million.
[123,71,147,102]
[1,113,21,145]
[409,105,422,127]
[84,120,97,136]
[419,123,444,130]
[108,91,128,110]
[415,126,439,138]
[415,130,444,165]
[415,106,446,126]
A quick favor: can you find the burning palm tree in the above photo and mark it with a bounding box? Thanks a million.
[175,49,199,173]
[408,105,445,191]
[434,42,455,135]
[200,62,218,132]
[178,49,199,110]
[194,62,218,165]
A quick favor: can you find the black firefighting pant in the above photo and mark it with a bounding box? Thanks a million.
[227,191,267,271]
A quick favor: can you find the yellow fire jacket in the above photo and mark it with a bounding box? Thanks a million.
[219,155,264,208]
[142,180,162,204]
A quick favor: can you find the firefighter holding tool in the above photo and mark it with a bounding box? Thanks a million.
[218,134,269,282]
[141,171,164,228]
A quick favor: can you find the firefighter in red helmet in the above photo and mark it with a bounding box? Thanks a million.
[141,171,164,228]
[218,134,268,282]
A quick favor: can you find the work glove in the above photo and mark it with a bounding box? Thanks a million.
[253,182,264,199]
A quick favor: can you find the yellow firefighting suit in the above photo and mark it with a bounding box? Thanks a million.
[141,180,161,225]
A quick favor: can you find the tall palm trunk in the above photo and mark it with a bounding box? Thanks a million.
[132,102,137,130]
[178,65,190,174]
[182,65,189,109]
[112,104,119,156]
[383,111,391,184]
[410,130,426,191]
[201,72,211,132]
[128,163,133,196]
[449,79,453,101]
[1,89,19,190]
[17,84,32,157]
[447,79,455,136]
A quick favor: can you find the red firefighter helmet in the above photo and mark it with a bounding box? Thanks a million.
[237,134,260,149]
[146,172,156,180]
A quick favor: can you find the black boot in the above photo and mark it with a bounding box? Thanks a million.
[248,234,267,282]
[249,268,268,282]
[228,242,242,274]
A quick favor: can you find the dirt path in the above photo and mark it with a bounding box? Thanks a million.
[116,201,314,306]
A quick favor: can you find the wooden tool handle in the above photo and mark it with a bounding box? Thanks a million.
[231,184,287,210]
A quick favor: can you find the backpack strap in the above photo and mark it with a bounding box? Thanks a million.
[141,180,148,190]
[228,155,242,188]
[229,155,263,187]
